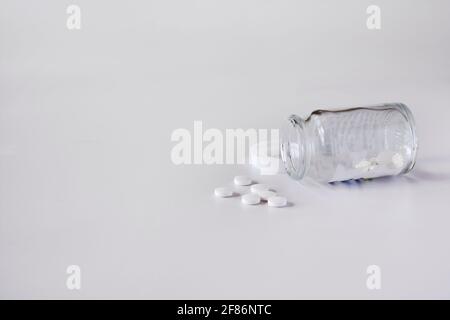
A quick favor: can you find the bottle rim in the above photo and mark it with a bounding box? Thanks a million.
[391,103,418,174]
[280,114,309,180]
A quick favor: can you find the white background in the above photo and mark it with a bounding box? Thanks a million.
[1,0,450,299]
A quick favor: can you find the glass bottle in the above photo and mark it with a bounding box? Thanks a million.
[280,103,418,182]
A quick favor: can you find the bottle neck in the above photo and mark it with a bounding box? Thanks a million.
[280,114,311,180]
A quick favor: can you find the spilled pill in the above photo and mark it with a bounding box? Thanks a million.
[234,175,252,186]
[258,190,277,201]
[241,193,261,205]
[214,187,233,198]
[250,184,270,194]
[268,196,287,207]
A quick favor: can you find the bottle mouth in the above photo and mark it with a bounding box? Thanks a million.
[280,114,309,180]
[391,103,418,174]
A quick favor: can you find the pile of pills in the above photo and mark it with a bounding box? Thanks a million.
[354,151,405,172]
[214,175,288,208]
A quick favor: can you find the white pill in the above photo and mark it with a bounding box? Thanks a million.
[214,187,233,198]
[376,150,395,164]
[250,184,270,194]
[392,153,404,168]
[268,196,287,208]
[354,160,371,171]
[258,190,277,201]
[234,175,252,186]
[241,193,261,205]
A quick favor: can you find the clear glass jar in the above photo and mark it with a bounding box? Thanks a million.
[280,103,418,182]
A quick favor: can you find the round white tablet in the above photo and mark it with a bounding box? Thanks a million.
[241,193,261,205]
[233,175,252,186]
[250,184,270,194]
[268,196,287,207]
[214,187,233,198]
[258,190,277,201]
[392,153,404,168]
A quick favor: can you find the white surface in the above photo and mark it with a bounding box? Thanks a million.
[1,0,450,299]
[234,175,252,186]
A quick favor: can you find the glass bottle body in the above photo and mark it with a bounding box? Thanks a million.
[280,103,418,182]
